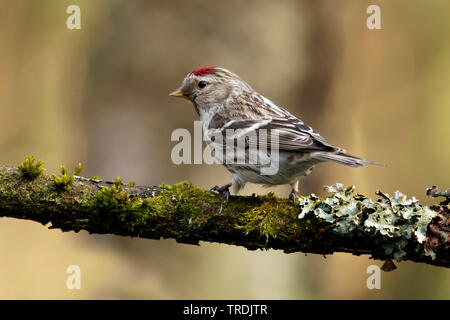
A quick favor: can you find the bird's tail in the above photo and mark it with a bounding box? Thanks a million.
[312,151,382,168]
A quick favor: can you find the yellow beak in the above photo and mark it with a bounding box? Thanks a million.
[169,87,188,98]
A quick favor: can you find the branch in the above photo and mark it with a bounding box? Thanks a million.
[0,165,448,269]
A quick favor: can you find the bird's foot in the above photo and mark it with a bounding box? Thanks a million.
[210,183,232,203]
[289,191,299,205]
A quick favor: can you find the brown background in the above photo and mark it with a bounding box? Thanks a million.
[0,0,449,298]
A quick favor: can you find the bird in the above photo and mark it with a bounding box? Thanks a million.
[169,66,378,202]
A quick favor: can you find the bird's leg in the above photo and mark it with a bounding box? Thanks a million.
[289,180,299,204]
[210,182,232,203]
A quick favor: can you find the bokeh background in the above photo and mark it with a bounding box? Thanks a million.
[0,0,449,299]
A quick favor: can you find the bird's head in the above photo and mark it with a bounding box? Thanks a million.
[169,67,252,115]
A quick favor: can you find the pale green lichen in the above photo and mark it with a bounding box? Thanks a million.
[297,183,437,262]
[298,195,319,219]
[415,207,437,243]
[314,207,335,223]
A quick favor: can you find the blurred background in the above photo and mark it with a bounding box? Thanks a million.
[0,0,449,299]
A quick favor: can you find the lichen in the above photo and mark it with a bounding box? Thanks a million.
[17,156,45,180]
[297,183,438,262]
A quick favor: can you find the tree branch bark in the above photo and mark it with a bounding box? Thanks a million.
[0,166,448,269]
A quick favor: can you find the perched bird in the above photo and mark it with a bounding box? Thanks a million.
[170,66,378,201]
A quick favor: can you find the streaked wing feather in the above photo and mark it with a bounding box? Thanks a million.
[210,118,338,153]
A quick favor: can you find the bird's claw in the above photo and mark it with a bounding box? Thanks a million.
[289,192,298,205]
[210,185,231,203]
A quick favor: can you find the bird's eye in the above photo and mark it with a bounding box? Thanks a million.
[198,81,208,89]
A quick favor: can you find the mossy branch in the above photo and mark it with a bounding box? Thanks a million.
[0,165,448,269]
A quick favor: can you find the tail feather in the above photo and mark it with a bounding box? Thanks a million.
[312,152,382,168]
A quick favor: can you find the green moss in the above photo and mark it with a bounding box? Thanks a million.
[18,156,45,180]
[81,181,220,236]
[129,181,136,187]
[158,181,217,223]
[0,170,18,202]
[114,176,123,186]
[0,166,61,222]
[80,181,333,249]
[83,180,151,232]
[233,193,298,244]
[74,163,82,176]
[53,166,74,191]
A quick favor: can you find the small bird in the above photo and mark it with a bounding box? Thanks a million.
[170,66,378,201]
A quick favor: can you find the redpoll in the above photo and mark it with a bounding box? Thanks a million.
[170,67,378,201]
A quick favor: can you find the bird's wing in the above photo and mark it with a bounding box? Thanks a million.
[206,92,344,153]
[207,117,341,153]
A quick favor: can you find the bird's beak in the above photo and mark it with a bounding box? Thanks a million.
[169,87,188,98]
